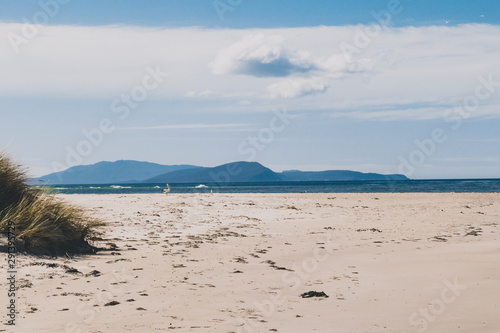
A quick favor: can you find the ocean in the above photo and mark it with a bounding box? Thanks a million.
[46,179,500,194]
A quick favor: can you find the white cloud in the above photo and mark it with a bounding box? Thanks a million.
[268,77,329,99]
[185,90,216,98]
[210,33,313,77]
[210,33,369,99]
[0,23,499,119]
[119,123,246,130]
[315,54,373,78]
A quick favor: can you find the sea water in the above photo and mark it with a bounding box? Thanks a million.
[45,179,500,194]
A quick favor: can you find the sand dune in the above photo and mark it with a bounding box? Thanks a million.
[1,193,499,332]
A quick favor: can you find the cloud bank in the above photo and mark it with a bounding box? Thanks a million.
[210,33,371,98]
[268,77,329,99]
[210,33,314,77]
[0,23,499,120]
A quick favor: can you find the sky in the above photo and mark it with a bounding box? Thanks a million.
[0,0,499,179]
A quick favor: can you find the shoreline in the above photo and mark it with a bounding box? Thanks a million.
[2,193,499,332]
[36,178,500,195]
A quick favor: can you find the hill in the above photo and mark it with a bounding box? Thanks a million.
[280,170,408,181]
[34,160,199,185]
[145,162,282,183]
[33,160,409,185]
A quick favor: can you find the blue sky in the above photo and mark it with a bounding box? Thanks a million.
[1,0,499,179]
[1,0,499,28]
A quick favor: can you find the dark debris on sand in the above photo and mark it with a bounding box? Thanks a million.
[29,262,83,275]
[300,291,329,298]
[356,228,382,233]
[465,227,483,237]
[85,270,101,277]
[265,260,294,272]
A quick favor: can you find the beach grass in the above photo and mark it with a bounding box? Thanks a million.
[0,152,103,255]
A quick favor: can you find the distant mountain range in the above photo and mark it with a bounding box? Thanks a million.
[34,160,198,185]
[33,160,409,185]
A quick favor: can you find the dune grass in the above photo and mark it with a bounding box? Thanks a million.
[0,152,103,255]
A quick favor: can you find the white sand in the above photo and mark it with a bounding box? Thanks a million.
[1,193,499,332]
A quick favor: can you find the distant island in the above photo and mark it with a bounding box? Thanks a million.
[33,160,409,185]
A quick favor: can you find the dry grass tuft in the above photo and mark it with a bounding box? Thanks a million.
[0,152,104,255]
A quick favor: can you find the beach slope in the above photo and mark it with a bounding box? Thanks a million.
[1,193,499,332]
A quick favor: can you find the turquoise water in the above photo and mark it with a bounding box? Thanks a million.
[45,179,500,194]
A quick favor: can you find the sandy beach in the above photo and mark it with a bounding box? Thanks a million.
[1,193,499,332]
